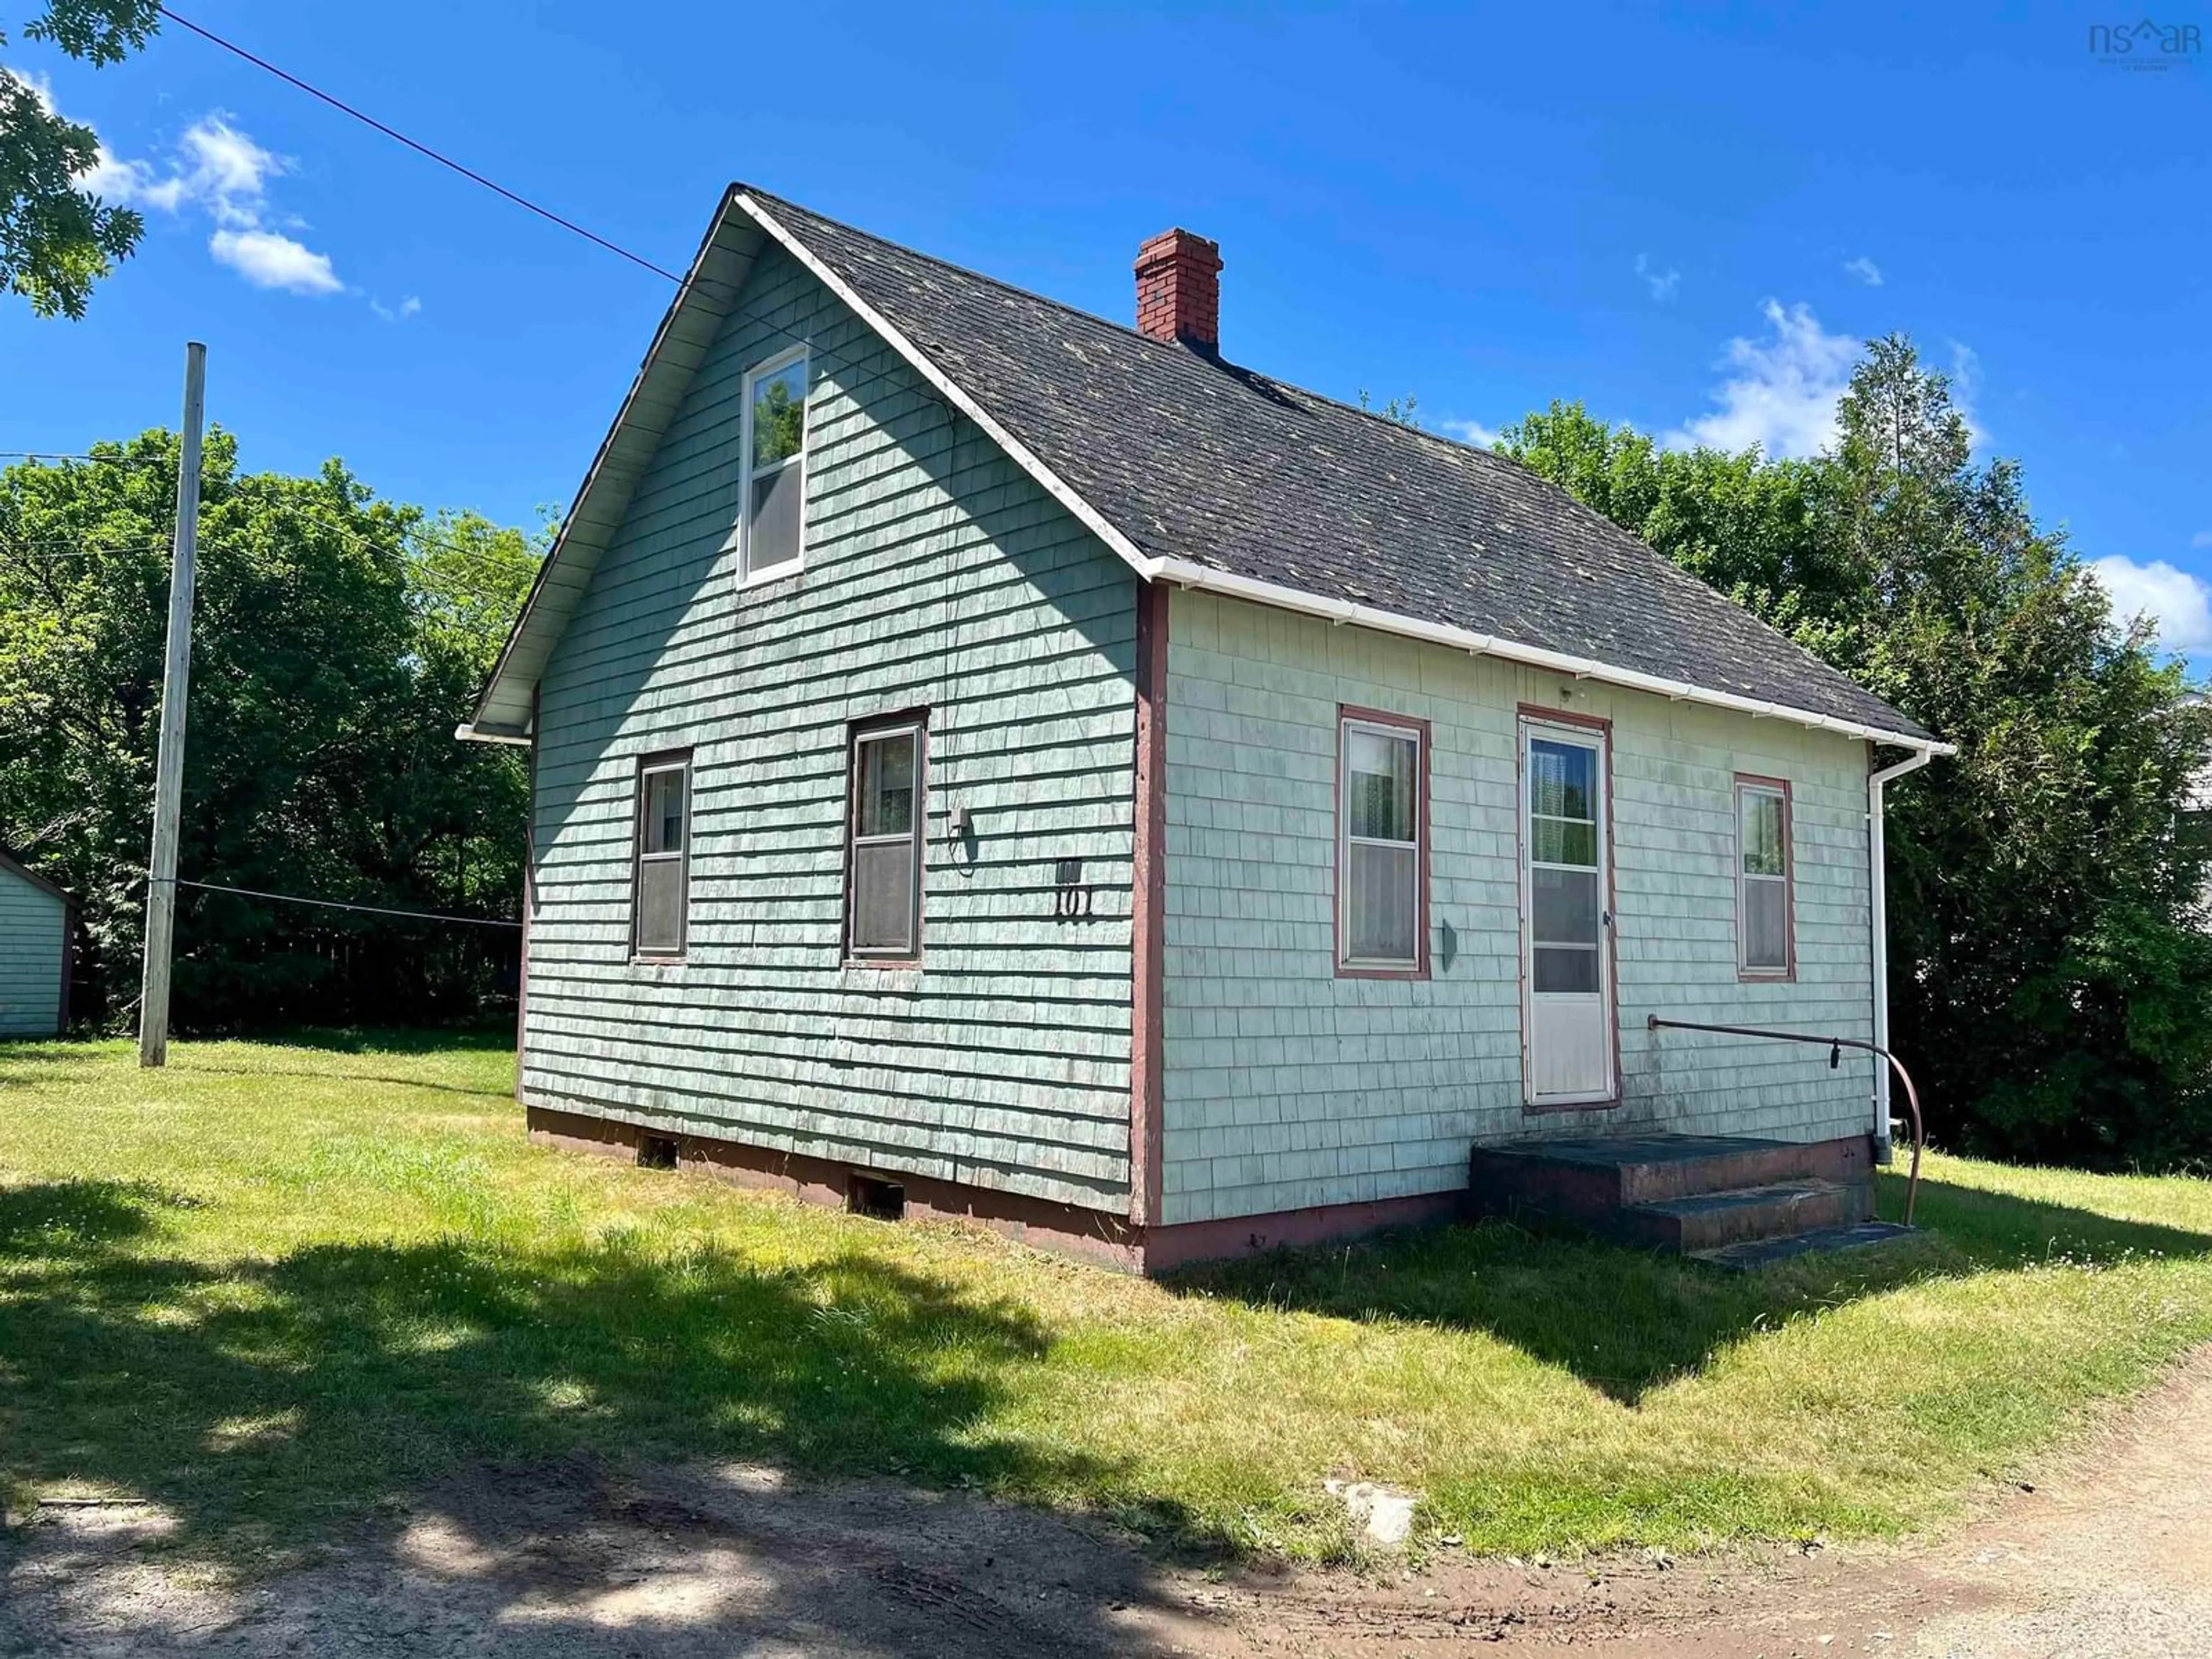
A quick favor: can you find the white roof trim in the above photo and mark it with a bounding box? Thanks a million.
[1154,557,1953,755]
[454,722,533,748]
[734,192,1159,582]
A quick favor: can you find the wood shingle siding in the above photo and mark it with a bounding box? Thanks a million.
[527,246,1139,1213]
[1158,589,1874,1227]
[0,862,67,1037]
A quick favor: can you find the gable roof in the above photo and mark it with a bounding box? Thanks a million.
[0,849,71,907]
[469,186,1944,752]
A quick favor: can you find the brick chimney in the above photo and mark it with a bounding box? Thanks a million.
[1134,229,1222,351]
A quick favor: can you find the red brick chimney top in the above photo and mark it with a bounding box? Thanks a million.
[1134,228,1222,351]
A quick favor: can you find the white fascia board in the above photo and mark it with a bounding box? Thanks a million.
[1154,556,1953,757]
[456,723,533,748]
[735,192,1159,583]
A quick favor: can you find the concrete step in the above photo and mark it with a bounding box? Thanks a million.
[1692,1220,1919,1271]
[1619,1177,1868,1253]
[1469,1132,1872,1224]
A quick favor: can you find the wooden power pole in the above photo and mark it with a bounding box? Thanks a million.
[139,340,207,1069]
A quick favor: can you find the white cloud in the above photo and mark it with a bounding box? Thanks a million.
[85,113,285,224]
[210,228,342,295]
[1,65,57,112]
[1945,339,1992,452]
[1665,299,1859,459]
[369,294,423,323]
[2189,530,2211,551]
[2090,556,2212,652]
[3,67,181,205]
[81,150,187,211]
[1440,418,1501,448]
[178,117,285,225]
[1844,256,1884,286]
[74,111,341,297]
[1634,252,1680,303]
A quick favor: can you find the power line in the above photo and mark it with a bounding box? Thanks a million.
[0,534,171,556]
[152,8,952,427]
[157,6,680,285]
[0,450,176,468]
[155,875,522,929]
[0,513,535,568]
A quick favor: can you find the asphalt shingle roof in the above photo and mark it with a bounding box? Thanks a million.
[751,188,1930,744]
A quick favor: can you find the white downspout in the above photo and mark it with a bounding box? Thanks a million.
[1868,746,1936,1161]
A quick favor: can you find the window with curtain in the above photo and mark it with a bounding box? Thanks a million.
[847,719,924,960]
[633,755,690,958]
[740,349,808,578]
[1339,713,1424,971]
[1736,779,1791,975]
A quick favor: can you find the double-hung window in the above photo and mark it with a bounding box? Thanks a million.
[739,347,809,580]
[1338,709,1427,975]
[632,753,691,959]
[847,717,925,962]
[1736,777,1793,977]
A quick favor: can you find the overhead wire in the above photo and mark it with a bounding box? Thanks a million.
[156,5,950,424]
[14,13,957,606]
[8,25,593,945]
[0,511,537,567]
[157,875,522,929]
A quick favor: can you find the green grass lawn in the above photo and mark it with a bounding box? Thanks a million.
[3,1034,2210,1577]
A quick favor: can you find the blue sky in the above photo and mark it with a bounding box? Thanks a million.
[4,2,2207,673]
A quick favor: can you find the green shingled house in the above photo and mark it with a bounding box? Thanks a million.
[463,188,1949,1271]
[0,850,72,1039]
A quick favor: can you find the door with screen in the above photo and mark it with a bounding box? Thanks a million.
[1521,721,1615,1103]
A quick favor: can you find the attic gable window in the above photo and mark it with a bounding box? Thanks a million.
[740,347,809,581]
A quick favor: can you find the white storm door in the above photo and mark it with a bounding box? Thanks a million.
[1521,721,1615,1104]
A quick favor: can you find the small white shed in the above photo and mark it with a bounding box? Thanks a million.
[0,851,72,1038]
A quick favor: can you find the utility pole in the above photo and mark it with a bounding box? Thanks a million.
[139,341,207,1069]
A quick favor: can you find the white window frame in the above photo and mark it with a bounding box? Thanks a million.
[737,344,809,584]
[1336,710,1427,976]
[846,717,926,964]
[1735,778,1793,979]
[632,753,691,961]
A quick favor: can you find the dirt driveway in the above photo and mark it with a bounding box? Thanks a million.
[8,1349,2209,1658]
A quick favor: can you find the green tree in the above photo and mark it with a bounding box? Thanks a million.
[1355,390,1422,427]
[1498,402,1863,664]
[1503,348,2212,1166]
[0,431,537,1027]
[1832,339,2212,1165]
[1,0,158,317]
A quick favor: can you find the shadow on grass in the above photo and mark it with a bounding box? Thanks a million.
[0,1177,174,1252]
[1169,1175,2212,1406]
[0,1179,1188,1656]
[0,1041,118,1075]
[178,1061,516,1101]
[235,1023,517,1058]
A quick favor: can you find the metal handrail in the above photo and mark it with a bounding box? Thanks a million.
[1645,1016,1926,1226]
